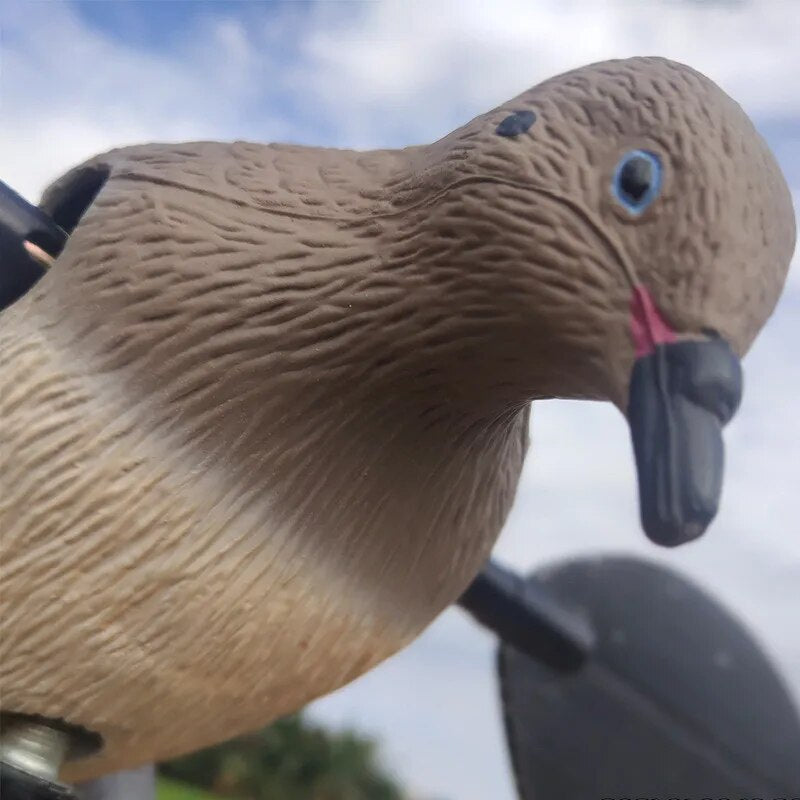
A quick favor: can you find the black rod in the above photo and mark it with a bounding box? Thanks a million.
[1,180,67,310]
[458,559,595,672]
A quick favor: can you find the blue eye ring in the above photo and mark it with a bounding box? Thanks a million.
[611,149,662,215]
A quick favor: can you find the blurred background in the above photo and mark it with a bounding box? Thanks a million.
[1,1,798,799]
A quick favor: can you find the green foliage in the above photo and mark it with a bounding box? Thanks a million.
[157,777,227,800]
[158,714,406,800]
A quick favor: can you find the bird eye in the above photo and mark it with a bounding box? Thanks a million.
[611,150,662,215]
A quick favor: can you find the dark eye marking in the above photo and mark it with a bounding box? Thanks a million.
[496,110,537,137]
[611,150,663,215]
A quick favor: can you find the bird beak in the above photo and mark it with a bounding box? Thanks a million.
[627,335,743,547]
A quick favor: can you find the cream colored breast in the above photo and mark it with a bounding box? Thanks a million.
[0,296,526,779]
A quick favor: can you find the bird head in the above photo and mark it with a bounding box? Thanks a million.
[414,56,796,545]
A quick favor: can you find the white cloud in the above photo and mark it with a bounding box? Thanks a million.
[3,0,799,199]
[789,191,800,290]
[298,0,800,146]
[0,2,290,201]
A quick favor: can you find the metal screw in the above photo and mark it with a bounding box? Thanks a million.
[0,716,71,781]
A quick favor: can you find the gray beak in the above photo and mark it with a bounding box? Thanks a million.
[627,335,743,546]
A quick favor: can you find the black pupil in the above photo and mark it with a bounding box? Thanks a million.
[619,156,652,202]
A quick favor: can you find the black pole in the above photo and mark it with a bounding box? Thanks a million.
[458,560,595,672]
[0,180,67,311]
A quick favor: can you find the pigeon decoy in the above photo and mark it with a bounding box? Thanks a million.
[0,56,794,783]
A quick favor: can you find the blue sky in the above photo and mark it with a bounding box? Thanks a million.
[71,1,292,48]
[1,2,798,799]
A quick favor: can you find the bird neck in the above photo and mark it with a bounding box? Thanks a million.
[370,183,624,424]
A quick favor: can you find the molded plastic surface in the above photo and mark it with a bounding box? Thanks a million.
[499,557,800,798]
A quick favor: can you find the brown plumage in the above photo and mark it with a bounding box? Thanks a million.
[0,56,794,778]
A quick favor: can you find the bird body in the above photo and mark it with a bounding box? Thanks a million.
[0,57,794,778]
